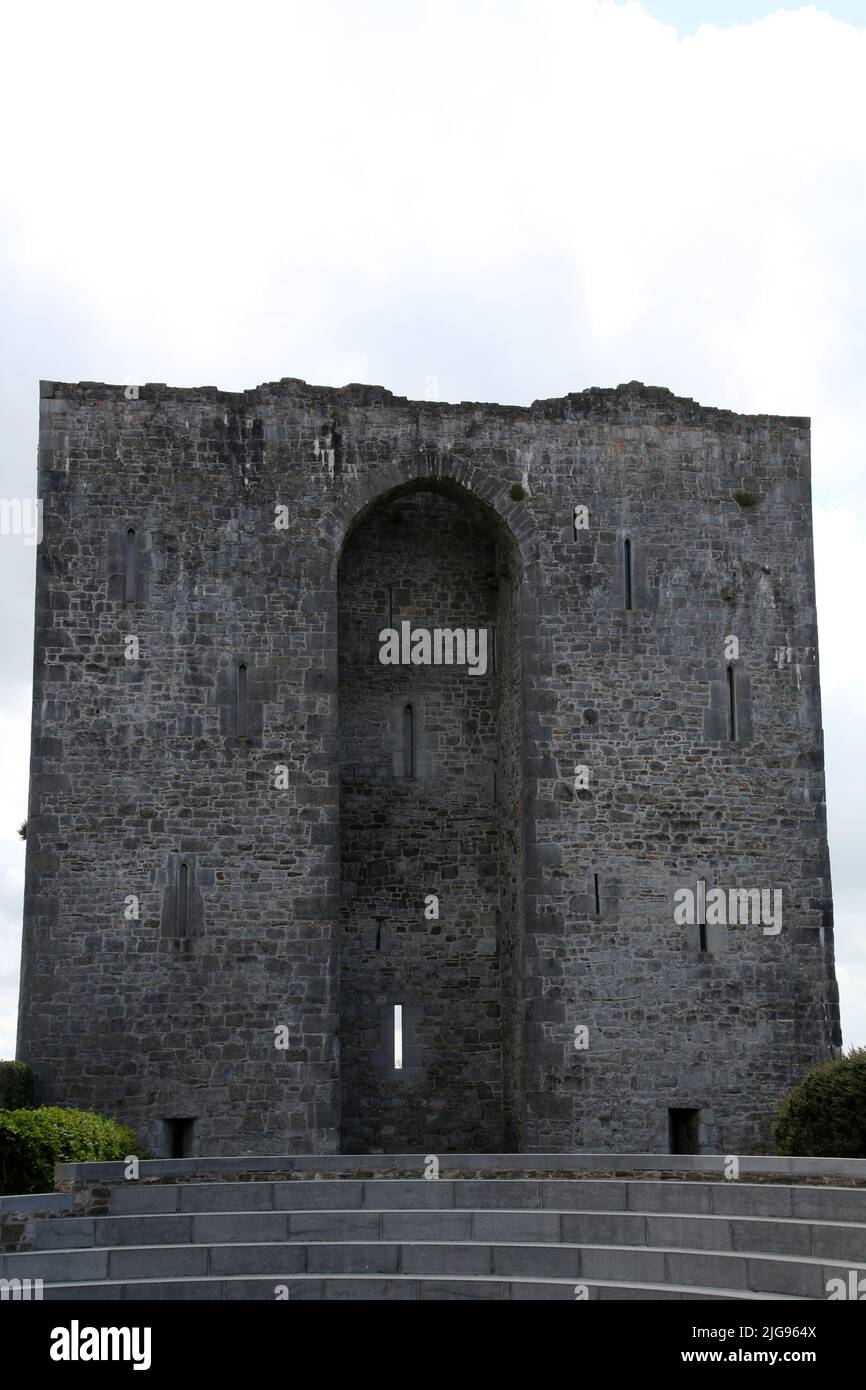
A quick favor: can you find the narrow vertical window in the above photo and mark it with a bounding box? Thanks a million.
[727,664,737,742]
[403,703,415,779]
[697,878,708,953]
[177,862,189,939]
[593,873,600,915]
[237,662,248,738]
[393,1004,403,1070]
[623,537,633,610]
[124,528,136,604]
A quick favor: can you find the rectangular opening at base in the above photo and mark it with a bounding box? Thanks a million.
[669,1107,700,1155]
[165,1117,195,1159]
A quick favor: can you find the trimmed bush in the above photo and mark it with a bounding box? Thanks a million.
[774,1047,866,1158]
[0,1106,141,1196]
[0,1061,36,1111]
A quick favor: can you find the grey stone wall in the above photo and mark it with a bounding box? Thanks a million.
[17,377,840,1156]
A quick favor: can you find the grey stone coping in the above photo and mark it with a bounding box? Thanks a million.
[52,1153,866,1186]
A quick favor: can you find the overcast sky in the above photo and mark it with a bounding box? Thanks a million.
[0,0,863,1062]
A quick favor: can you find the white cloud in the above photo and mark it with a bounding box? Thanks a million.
[0,0,863,1058]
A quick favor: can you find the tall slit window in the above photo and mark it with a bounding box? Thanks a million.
[403,703,415,779]
[697,878,708,953]
[623,537,633,610]
[124,528,136,604]
[237,662,248,738]
[393,1005,403,1070]
[176,862,189,939]
[727,665,737,742]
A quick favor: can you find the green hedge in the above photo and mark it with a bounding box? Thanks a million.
[0,1061,36,1110]
[775,1047,866,1158]
[0,1106,141,1196]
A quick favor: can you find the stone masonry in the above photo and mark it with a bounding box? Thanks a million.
[17,377,841,1157]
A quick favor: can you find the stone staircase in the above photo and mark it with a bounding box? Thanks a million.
[2,1155,865,1301]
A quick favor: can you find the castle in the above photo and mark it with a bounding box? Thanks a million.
[17,377,841,1158]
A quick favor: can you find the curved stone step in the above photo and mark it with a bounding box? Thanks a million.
[101,1178,866,1222]
[39,1273,810,1301]
[5,1240,864,1297]
[30,1206,866,1263]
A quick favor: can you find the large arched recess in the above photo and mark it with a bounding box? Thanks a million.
[336,476,528,1153]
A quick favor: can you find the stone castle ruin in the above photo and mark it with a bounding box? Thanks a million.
[17,377,841,1158]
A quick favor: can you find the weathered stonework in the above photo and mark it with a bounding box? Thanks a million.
[17,377,840,1156]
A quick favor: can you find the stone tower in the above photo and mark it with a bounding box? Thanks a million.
[17,377,841,1157]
